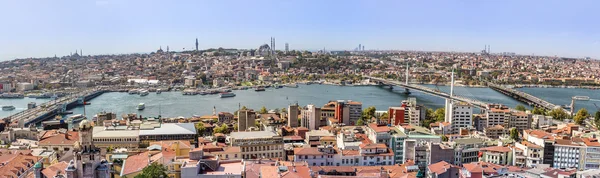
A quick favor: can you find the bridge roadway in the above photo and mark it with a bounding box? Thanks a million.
[488,83,570,115]
[4,89,106,127]
[367,77,489,108]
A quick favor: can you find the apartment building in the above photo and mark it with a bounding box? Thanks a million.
[229,131,284,159]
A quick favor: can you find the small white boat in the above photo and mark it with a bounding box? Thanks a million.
[67,114,86,123]
[137,103,145,110]
[140,90,149,96]
[2,105,15,111]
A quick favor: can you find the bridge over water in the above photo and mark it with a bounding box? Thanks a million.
[367,76,489,109]
[3,89,106,127]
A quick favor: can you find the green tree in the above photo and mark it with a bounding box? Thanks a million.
[356,118,365,126]
[547,108,570,121]
[259,106,268,114]
[532,107,545,115]
[274,108,280,114]
[134,162,167,178]
[573,108,590,125]
[423,108,437,128]
[196,122,206,136]
[281,107,287,113]
[509,128,520,141]
[515,104,526,111]
[594,111,600,129]
[441,135,448,142]
[362,106,376,122]
[434,108,445,121]
[213,124,229,134]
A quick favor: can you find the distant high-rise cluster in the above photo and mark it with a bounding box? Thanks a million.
[270,37,276,55]
[285,43,289,54]
[356,44,365,51]
[195,38,199,51]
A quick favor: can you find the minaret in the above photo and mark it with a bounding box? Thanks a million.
[195,38,199,51]
[80,49,82,56]
[167,46,169,53]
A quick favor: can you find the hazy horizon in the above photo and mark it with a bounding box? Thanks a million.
[1,0,599,60]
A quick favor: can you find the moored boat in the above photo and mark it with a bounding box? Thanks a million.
[219,92,236,98]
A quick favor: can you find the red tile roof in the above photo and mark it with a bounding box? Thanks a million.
[39,130,79,145]
[0,153,41,178]
[480,146,511,153]
[428,161,457,175]
[369,123,391,133]
[42,161,68,178]
[121,152,152,176]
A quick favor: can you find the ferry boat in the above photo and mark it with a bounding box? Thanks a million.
[140,90,149,96]
[0,93,24,99]
[286,83,299,88]
[137,103,145,110]
[67,114,86,123]
[2,105,15,111]
[128,89,139,94]
[219,92,236,98]
[572,96,590,101]
[255,86,266,92]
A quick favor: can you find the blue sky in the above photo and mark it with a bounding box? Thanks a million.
[1,0,599,60]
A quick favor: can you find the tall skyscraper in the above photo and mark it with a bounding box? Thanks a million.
[362,45,365,51]
[195,38,199,51]
[358,44,361,51]
[285,43,289,54]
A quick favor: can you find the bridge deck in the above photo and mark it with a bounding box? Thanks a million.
[367,77,489,108]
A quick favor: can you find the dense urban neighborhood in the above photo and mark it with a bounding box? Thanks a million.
[0,45,600,178]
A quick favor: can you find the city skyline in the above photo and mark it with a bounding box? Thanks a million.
[1,0,599,60]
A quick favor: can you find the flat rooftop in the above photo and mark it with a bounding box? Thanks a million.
[139,123,196,136]
[93,127,140,138]
[203,162,243,175]
[230,131,277,139]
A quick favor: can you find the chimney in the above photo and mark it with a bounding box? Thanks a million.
[64,132,69,140]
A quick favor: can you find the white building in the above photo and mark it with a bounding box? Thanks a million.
[16,82,34,91]
[301,105,321,130]
[446,102,473,134]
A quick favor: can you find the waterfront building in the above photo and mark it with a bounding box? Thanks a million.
[446,102,473,134]
[229,131,284,159]
[287,104,299,127]
[0,127,39,143]
[238,109,256,132]
[300,104,321,130]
